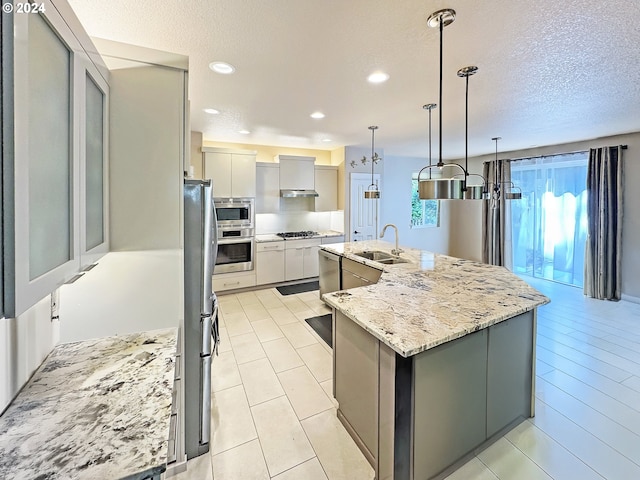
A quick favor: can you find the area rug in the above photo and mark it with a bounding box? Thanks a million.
[276,281,319,296]
[304,313,332,348]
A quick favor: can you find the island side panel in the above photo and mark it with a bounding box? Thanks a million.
[334,310,379,465]
[391,351,413,480]
[412,329,488,480]
[486,310,534,437]
[378,343,399,480]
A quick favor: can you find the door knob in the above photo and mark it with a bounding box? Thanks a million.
[354,230,360,234]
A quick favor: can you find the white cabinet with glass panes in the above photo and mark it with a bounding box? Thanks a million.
[2,6,109,317]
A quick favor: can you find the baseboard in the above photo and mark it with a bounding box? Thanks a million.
[165,456,187,477]
[621,293,640,304]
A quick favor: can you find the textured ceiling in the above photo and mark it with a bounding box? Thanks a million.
[67,0,640,159]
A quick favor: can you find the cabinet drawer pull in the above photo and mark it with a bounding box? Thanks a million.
[224,281,241,286]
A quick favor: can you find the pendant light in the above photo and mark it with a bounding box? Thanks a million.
[364,126,381,199]
[457,66,484,200]
[418,9,464,200]
[488,136,522,201]
[418,8,488,201]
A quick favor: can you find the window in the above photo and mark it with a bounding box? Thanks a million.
[510,152,588,287]
[411,175,440,228]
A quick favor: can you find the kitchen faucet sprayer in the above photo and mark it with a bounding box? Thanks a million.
[380,224,403,256]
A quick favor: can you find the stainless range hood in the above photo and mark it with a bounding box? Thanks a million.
[280,189,319,198]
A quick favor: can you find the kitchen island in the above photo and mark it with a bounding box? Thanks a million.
[0,328,178,480]
[321,240,549,480]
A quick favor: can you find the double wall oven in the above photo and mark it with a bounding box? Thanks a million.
[213,198,255,273]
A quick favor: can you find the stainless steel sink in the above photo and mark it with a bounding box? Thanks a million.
[376,257,410,265]
[354,250,393,261]
[353,251,409,265]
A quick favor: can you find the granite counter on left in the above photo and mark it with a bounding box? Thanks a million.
[0,328,178,480]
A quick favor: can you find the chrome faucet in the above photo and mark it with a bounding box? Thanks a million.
[380,224,403,255]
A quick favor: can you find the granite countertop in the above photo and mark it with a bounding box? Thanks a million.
[0,328,178,480]
[321,240,550,358]
[255,230,344,242]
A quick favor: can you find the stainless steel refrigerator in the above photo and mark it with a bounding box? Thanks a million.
[183,179,219,459]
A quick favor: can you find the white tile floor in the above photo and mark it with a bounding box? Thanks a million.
[173,278,640,479]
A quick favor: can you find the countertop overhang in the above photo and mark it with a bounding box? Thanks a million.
[321,240,550,357]
[0,328,178,480]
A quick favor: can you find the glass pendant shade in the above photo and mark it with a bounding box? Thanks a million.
[419,178,463,200]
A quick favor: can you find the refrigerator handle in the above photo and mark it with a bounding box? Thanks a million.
[210,294,220,356]
[209,182,218,275]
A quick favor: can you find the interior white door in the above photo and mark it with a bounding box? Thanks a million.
[350,173,380,241]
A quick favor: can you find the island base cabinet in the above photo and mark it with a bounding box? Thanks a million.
[412,330,488,480]
[334,311,379,461]
[486,312,534,437]
[332,310,536,480]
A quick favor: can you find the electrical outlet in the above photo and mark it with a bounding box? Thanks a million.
[51,289,60,321]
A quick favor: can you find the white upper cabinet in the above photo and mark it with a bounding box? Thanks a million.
[203,148,256,198]
[315,166,338,211]
[3,5,110,317]
[277,155,316,191]
[256,162,280,214]
[80,58,110,266]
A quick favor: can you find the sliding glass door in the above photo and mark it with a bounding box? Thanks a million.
[511,152,588,287]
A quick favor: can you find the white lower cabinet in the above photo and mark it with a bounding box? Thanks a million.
[256,241,285,285]
[213,271,256,292]
[285,238,321,281]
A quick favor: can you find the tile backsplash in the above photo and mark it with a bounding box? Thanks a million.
[256,210,344,234]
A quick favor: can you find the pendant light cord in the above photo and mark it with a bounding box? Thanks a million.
[429,108,433,179]
[371,127,375,186]
[438,18,443,167]
[465,74,469,178]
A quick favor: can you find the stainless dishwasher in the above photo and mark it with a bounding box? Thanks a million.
[319,249,341,299]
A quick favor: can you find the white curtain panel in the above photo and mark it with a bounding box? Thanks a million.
[584,146,624,300]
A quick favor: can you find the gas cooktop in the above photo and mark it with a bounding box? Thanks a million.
[276,231,319,239]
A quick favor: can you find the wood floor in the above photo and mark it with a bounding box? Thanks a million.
[174,277,640,479]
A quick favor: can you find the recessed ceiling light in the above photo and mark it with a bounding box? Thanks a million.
[310,111,325,119]
[238,129,250,135]
[203,108,220,114]
[367,71,389,84]
[322,138,332,142]
[209,62,235,74]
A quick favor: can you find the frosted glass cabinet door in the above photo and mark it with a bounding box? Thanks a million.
[28,13,72,280]
[9,6,91,317]
[85,73,105,251]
